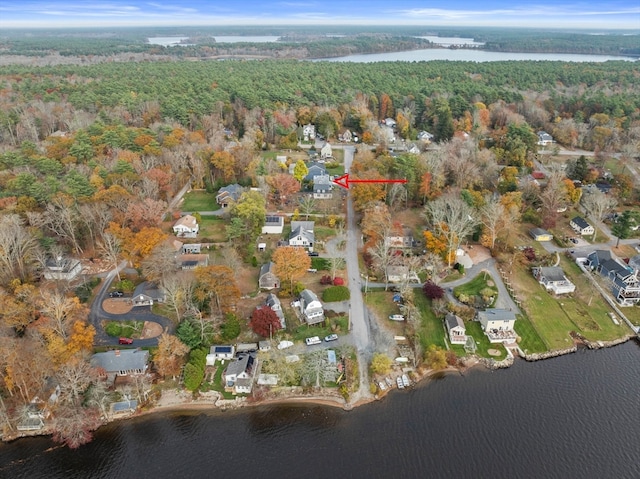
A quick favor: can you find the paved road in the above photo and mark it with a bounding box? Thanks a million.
[89,262,174,348]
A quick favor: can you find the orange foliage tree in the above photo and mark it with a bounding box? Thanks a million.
[272,246,311,292]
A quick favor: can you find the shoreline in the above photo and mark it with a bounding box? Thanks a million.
[3,336,637,444]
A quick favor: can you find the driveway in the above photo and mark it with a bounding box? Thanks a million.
[89,262,174,347]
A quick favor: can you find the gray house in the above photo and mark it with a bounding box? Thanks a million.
[299,289,324,324]
[91,349,149,383]
[259,262,280,290]
[216,183,244,208]
[266,292,286,329]
[304,163,327,181]
[43,256,82,281]
[289,221,315,248]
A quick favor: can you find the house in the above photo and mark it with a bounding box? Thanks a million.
[262,215,285,234]
[338,129,352,142]
[216,183,244,208]
[173,215,199,238]
[224,353,256,394]
[289,221,315,249]
[181,243,201,254]
[384,118,397,128]
[570,216,595,236]
[132,282,165,307]
[259,340,271,351]
[477,309,517,343]
[43,256,82,281]
[299,289,324,325]
[418,131,434,142]
[530,228,553,242]
[537,131,554,146]
[206,345,235,365]
[304,162,327,181]
[533,266,576,295]
[266,292,286,329]
[588,250,640,306]
[302,124,316,141]
[445,313,467,345]
[320,142,333,160]
[259,262,280,290]
[179,253,209,270]
[385,226,414,248]
[91,349,149,383]
[312,174,333,199]
[387,265,420,284]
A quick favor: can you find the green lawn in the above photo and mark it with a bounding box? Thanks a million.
[326,164,345,176]
[463,321,508,360]
[453,272,498,306]
[199,216,227,242]
[413,291,447,350]
[181,190,219,212]
[103,320,144,338]
[513,314,548,353]
[289,315,348,342]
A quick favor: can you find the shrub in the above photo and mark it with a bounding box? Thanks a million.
[523,247,536,262]
[322,285,350,302]
[311,257,330,270]
[422,280,445,300]
[320,275,333,285]
[75,277,101,303]
[333,277,344,286]
[104,322,122,337]
[220,313,241,341]
[370,353,392,375]
[114,279,135,293]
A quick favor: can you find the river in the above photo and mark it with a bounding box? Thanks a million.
[2,341,639,479]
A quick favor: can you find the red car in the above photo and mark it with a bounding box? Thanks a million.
[118,337,133,345]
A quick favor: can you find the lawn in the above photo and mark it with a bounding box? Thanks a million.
[201,361,236,399]
[513,314,548,354]
[289,315,348,342]
[463,321,507,360]
[413,290,447,350]
[453,272,498,306]
[199,216,227,242]
[103,320,144,338]
[326,163,345,176]
[181,190,219,212]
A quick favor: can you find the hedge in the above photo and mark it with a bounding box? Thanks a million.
[322,285,350,302]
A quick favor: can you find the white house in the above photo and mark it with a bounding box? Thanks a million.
[477,309,517,344]
[206,345,235,365]
[224,353,255,394]
[173,215,199,238]
[43,256,82,281]
[570,216,595,236]
[533,266,576,295]
[131,282,165,307]
[289,221,315,249]
[302,124,316,141]
[266,293,286,329]
[445,313,467,345]
[320,142,333,160]
[537,131,554,146]
[262,215,285,234]
[312,175,333,199]
[299,289,324,325]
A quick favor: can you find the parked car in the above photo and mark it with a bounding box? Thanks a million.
[109,290,124,298]
[324,334,338,342]
[389,314,405,321]
[305,336,321,346]
[307,252,319,257]
[118,337,133,345]
[277,340,294,350]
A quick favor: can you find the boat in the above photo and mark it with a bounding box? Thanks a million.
[396,377,404,389]
[402,374,410,387]
[395,357,409,363]
[378,381,387,391]
[385,377,394,388]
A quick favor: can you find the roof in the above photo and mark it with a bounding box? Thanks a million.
[216,183,244,202]
[289,225,315,243]
[91,349,149,373]
[538,131,553,140]
[300,289,320,306]
[226,354,253,377]
[174,214,197,229]
[536,267,567,283]
[530,227,551,237]
[266,293,281,308]
[588,250,612,265]
[213,345,233,354]
[264,215,284,225]
[445,313,465,330]
[259,262,276,278]
[477,309,516,322]
[45,257,80,272]
[112,400,138,413]
[571,216,591,229]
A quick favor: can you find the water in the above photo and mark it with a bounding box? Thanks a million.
[2,341,639,479]
[147,37,191,47]
[416,35,485,47]
[320,49,637,63]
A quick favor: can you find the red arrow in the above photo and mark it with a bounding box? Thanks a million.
[332,173,407,190]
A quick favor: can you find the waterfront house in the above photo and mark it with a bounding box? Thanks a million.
[533,266,576,295]
[477,309,517,344]
[530,228,553,242]
[172,215,199,238]
[289,221,315,249]
[91,349,149,383]
[43,256,82,281]
[299,289,324,325]
[587,250,640,306]
[259,262,280,290]
[570,217,594,236]
[224,353,256,394]
[445,313,467,345]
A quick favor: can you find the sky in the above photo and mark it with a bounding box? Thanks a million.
[0,1,639,29]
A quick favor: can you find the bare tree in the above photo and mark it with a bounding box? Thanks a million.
[423,194,478,267]
[328,257,346,281]
[368,239,393,290]
[98,232,122,281]
[581,188,618,242]
[56,358,97,406]
[539,171,568,229]
[388,182,408,210]
[161,273,194,322]
[38,289,84,340]
[298,195,317,220]
[480,195,506,250]
[0,214,40,285]
[141,243,178,283]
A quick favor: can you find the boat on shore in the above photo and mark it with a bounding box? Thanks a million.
[396,377,404,389]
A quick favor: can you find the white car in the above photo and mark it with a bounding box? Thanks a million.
[324,334,338,342]
[277,340,294,350]
[389,314,405,321]
[305,336,321,346]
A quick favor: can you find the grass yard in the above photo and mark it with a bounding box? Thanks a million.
[514,314,548,353]
[326,163,345,176]
[314,226,336,241]
[199,216,227,242]
[413,291,447,350]
[103,320,144,338]
[463,321,507,360]
[181,190,219,212]
[453,272,498,306]
[289,315,348,342]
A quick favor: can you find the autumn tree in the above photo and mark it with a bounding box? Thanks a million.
[539,171,568,229]
[351,171,387,212]
[98,231,122,280]
[423,195,478,267]
[268,173,300,207]
[249,306,282,338]
[367,239,394,289]
[231,190,266,240]
[194,265,240,315]
[125,197,167,231]
[154,333,190,379]
[293,159,309,182]
[480,195,507,250]
[581,188,618,242]
[370,353,392,375]
[422,281,445,300]
[360,201,392,244]
[0,215,40,285]
[272,246,311,292]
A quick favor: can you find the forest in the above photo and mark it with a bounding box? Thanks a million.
[0,26,638,59]
[0,53,639,447]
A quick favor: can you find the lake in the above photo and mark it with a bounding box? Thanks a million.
[2,341,639,479]
[319,49,637,63]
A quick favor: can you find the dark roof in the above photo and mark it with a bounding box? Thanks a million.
[259,262,275,277]
[264,215,284,225]
[588,250,612,266]
[477,309,516,322]
[530,228,551,238]
[571,216,591,229]
[226,354,254,377]
[112,400,137,413]
[536,267,567,283]
[214,346,233,354]
[91,350,149,373]
[445,313,464,331]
